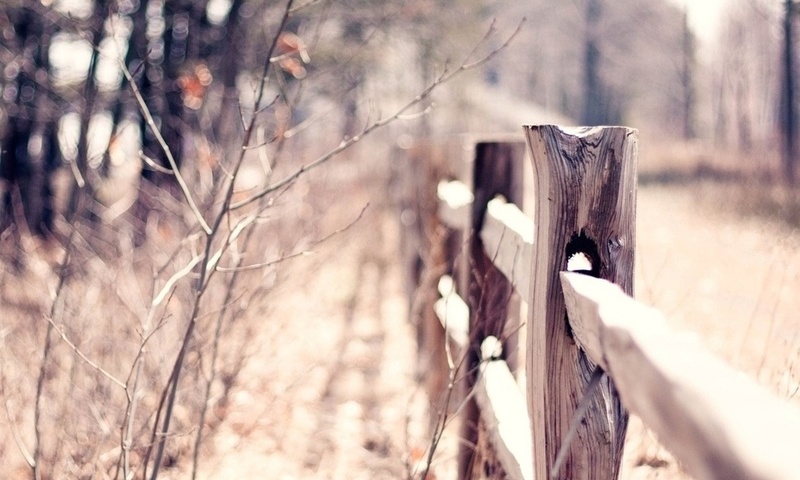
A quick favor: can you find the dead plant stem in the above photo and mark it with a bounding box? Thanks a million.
[230,19,525,211]
[117,55,211,235]
[145,2,296,477]
[33,222,80,480]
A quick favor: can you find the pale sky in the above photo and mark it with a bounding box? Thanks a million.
[673,0,726,43]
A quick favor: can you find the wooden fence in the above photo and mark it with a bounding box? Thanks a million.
[396,125,800,480]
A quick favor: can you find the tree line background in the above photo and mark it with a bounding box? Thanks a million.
[492,0,796,168]
[0,0,488,242]
[1,0,799,239]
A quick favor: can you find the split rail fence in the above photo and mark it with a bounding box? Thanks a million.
[396,125,800,480]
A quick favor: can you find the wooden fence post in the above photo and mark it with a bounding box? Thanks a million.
[458,140,525,479]
[523,125,637,480]
[396,140,462,431]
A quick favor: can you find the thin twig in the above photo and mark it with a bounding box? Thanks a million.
[33,225,78,480]
[215,203,368,272]
[118,297,172,480]
[551,368,605,479]
[140,152,175,175]
[230,18,525,211]
[117,57,212,234]
[146,2,297,477]
[151,254,203,307]
[43,315,126,389]
[1,354,35,468]
[417,333,476,480]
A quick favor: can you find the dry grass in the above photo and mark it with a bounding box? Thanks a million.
[0,193,295,477]
[0,139,443,479]
[618,139,800,478]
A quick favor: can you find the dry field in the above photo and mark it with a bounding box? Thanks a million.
[1,140,799,479]
[621,142,800,478]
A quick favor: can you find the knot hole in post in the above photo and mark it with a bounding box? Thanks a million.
[565,230,601,278]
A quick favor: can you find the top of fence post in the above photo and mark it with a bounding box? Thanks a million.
[523,125,637,480]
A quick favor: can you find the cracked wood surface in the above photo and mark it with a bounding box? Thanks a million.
[525,125,637,480]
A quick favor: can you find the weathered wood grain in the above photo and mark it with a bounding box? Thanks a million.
[524,125,637,480]
[561,272,800,480]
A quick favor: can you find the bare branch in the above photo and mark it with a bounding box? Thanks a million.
[43,315,126,389]
[1,362,35,468]
[117,57,212,235]
[151,255,204,307]
[216,203,369,272]
[140,152,175,175]
[146,2,297,477]
[289,0,324,14]
[230,20,525,211]
[462,18,525,70]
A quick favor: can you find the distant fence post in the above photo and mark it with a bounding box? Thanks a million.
[396,138,474,431]
[457,140,526,479]
[523,125,637,480]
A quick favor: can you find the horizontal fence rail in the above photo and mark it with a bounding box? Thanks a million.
[434,275,469,348]
[479,196,533,297]
[475,337,533,480]
[561,272,800,480]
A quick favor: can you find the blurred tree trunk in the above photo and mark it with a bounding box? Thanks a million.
[126,0,196,229]
[212,0,247,144]
[713,62,728,146]
[731,21,752,152]
[680,6,695,140]
[138,0,184,181]
[28,19,59,234]
[781,0,797,185]
[68,0,109,218]
[582,0,603,125]
[161,0,196,167]
[735,66,752,152]
[341,21,365,139]
[581,0,620,126]
[0,4,59,235]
